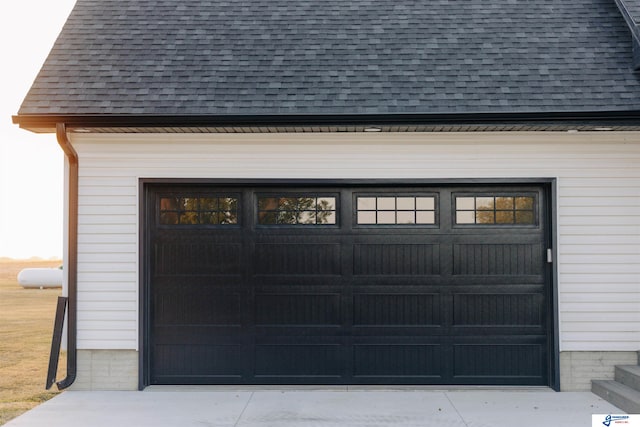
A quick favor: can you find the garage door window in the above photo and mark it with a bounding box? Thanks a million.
[159,196,239,225]
[455,195,535,225]
[356,195,436,225]
[258,195,337,225]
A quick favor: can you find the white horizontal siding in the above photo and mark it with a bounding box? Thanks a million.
[78,234,137,245]
[77,272,138,282]
[561,293,640,303]
[562,322,637,332]
[561,274,639,284]
[561,254,639,265]
[561,245,638,254]
[560,225,639,236]
[562,282,639,292]
[562,312,636,322]
[80,196,138,207]
[78,310,137,322]
[560,264,639,274]
[70,131,640,352]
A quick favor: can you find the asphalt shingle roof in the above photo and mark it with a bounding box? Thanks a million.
[18,0,640,117]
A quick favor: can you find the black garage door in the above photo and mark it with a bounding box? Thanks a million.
[144,183,553,386]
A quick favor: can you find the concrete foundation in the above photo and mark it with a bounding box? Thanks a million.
[560,351,638,391]
[72,350,138,390]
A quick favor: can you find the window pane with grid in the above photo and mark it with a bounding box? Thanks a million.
[455,195,535,225]
[356,195,436,225]
[159,196,239,225]
[258,196,337,225]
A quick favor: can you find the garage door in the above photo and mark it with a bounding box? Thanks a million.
[144,183,552,386]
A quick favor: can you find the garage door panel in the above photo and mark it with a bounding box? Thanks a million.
[453,243,544,276]
[254,344,343,377]
[453,343,545,380]
[255,293,341,326]
[353,293,441,326]
[153,344,244,379]
[153,326,244,344]
[453,293,543,327]
[154,240,243,276]
[353,243,440,275]
[352,327,445,338]
[253,278,344,288]
[452,327,546,337]
[353,344,443,377]
[154,289,242,325]
[255,327,343,338]
[154,274,244,285]
[254,242,341,275]
[449,276,545,286]
[450,232,543,241]
[154,288,242,326]
[351,278,444,287]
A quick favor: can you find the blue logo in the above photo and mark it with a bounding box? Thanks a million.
[603,414,630,427]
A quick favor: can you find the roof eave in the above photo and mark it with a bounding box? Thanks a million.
[12,111,640,133]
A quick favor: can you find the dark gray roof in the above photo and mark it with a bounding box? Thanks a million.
[17,0,640,119]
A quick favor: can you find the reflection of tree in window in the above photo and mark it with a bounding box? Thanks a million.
[200,197,237,224]
[515,197,533,223]
[475,197,495,224]
[456,195,535,225]
[315,198,335,224]
[179,197,199,224]
[159,197,179,224]
[159,196,238,225]
[258,196,336,225]
[219,198,238,224]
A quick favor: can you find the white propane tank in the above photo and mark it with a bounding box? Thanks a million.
[17,268,63,289]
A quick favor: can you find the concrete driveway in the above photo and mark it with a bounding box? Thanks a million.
[5,387,623,427]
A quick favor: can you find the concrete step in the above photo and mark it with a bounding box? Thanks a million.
[592,380,640,414]
[616,365,640,392]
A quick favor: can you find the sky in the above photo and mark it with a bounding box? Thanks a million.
[0,0,77,259]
